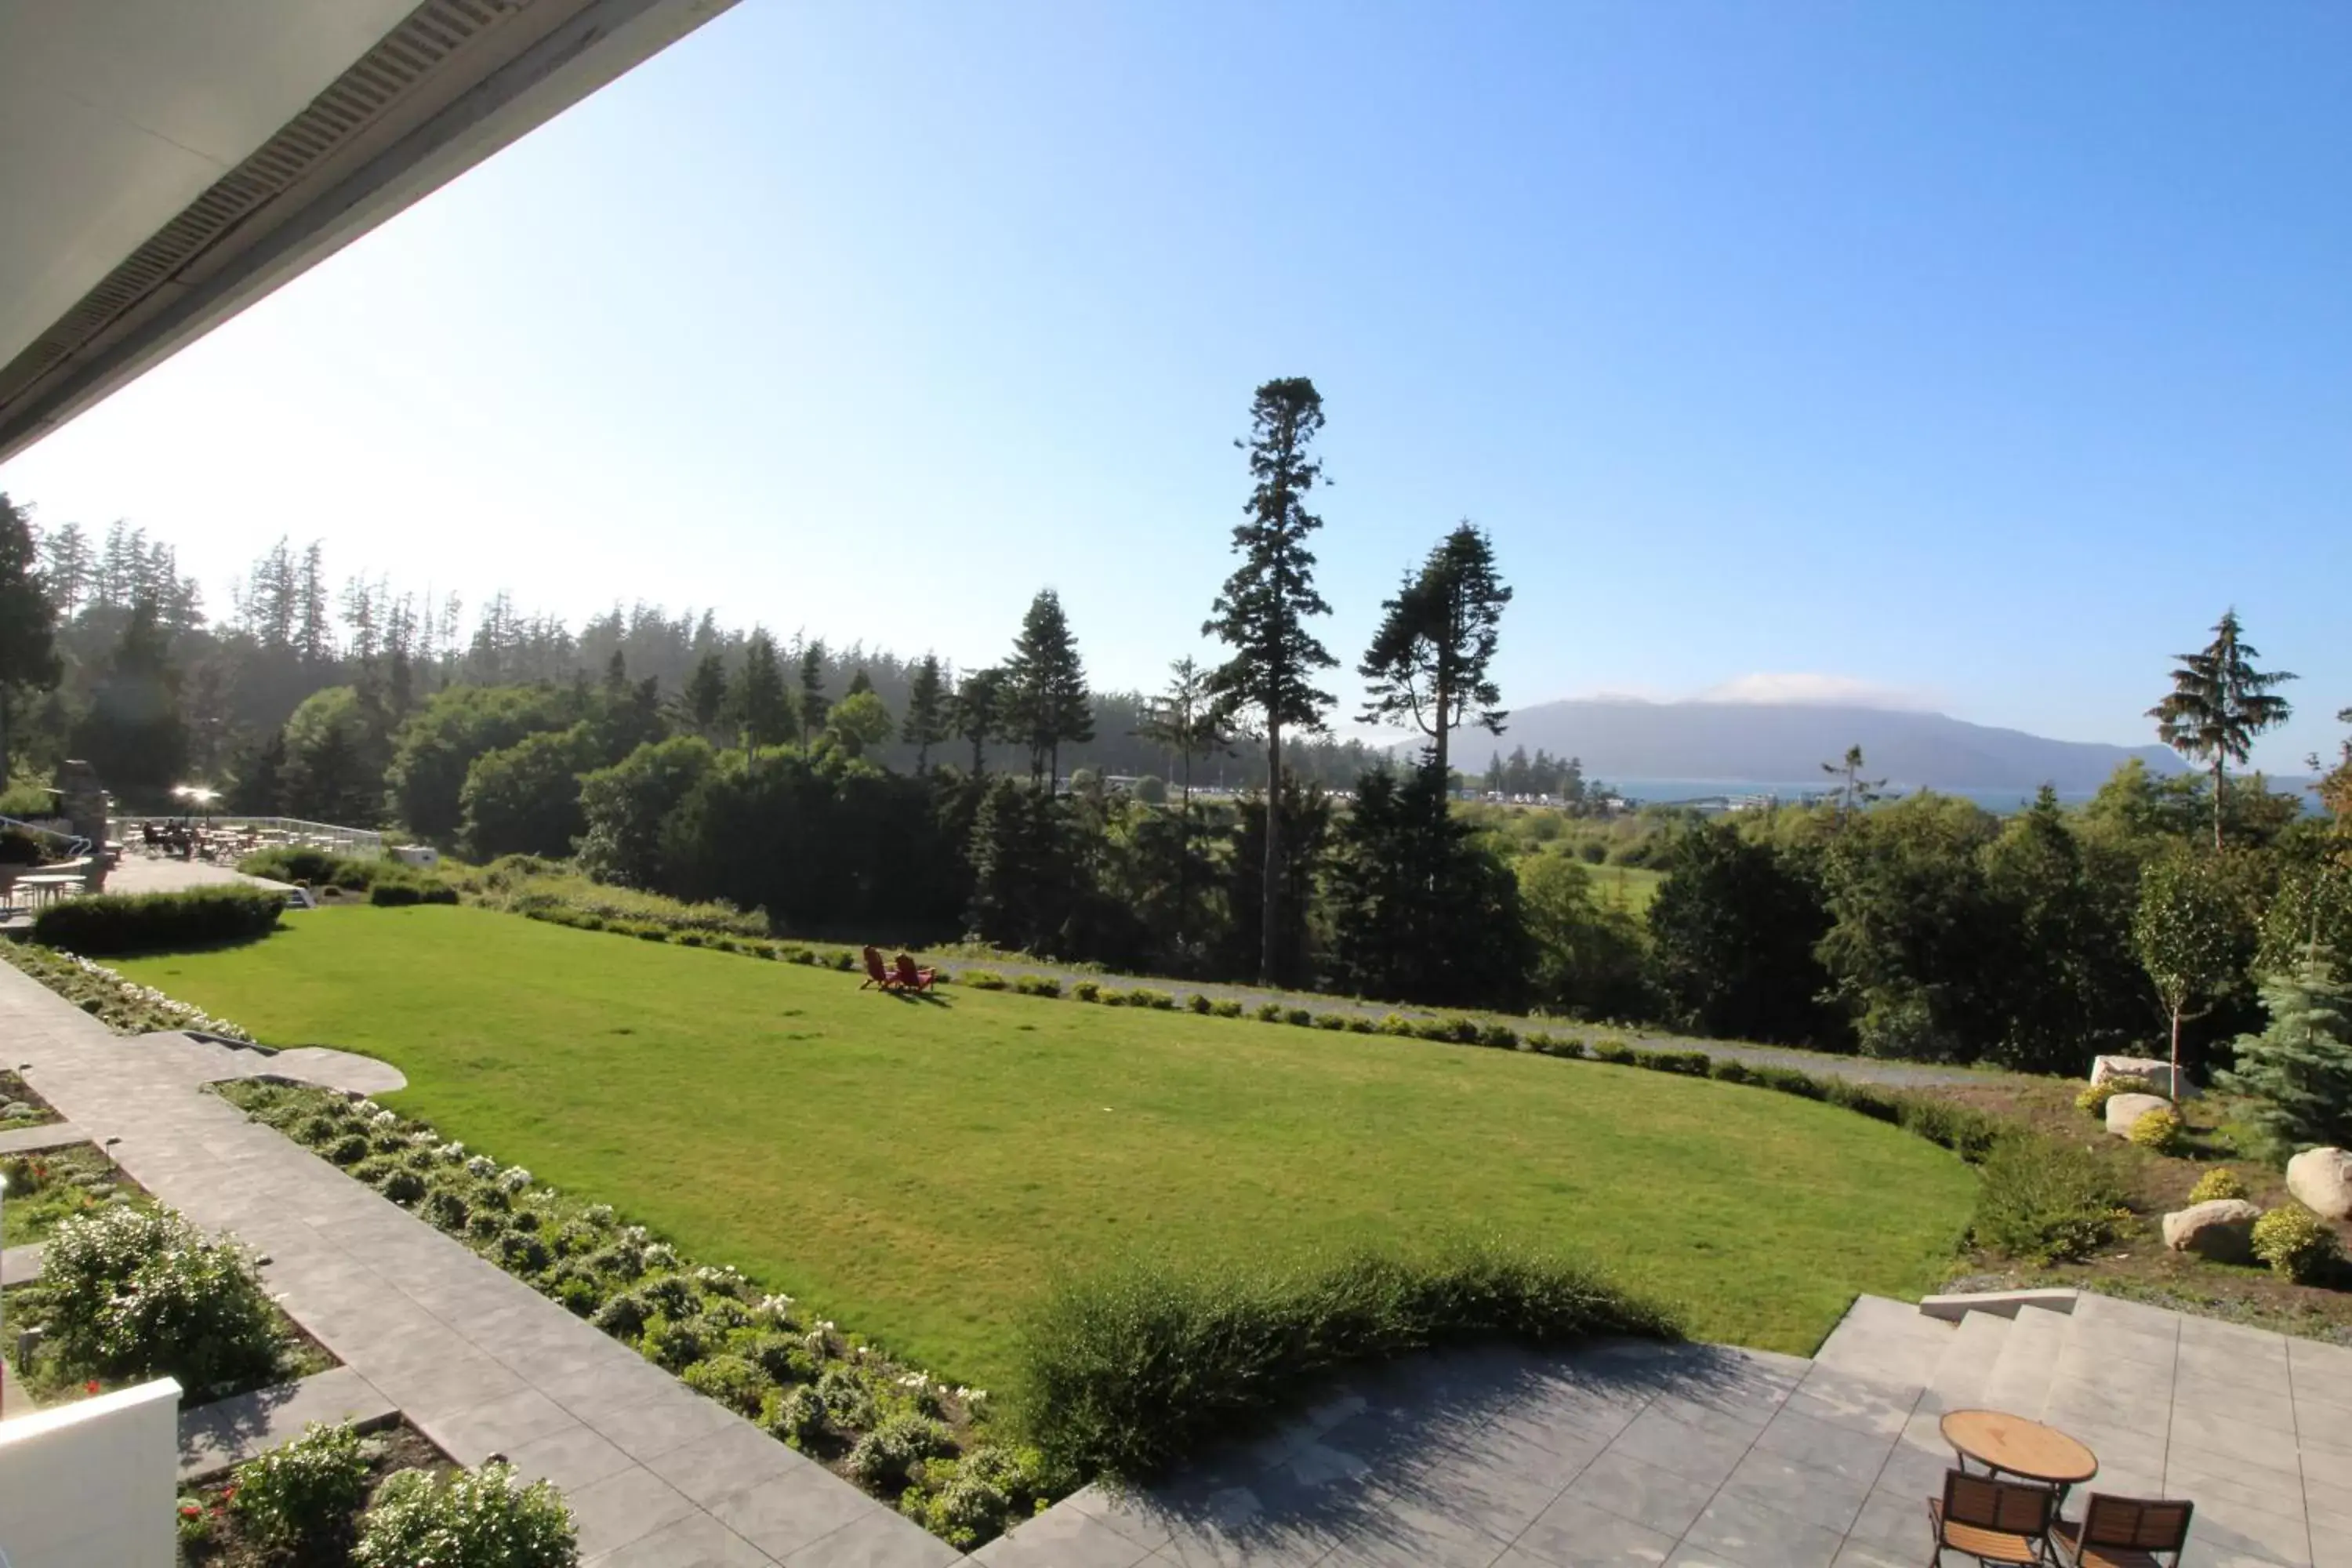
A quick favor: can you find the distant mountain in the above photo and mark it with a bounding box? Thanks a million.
[1470,700,2188,796]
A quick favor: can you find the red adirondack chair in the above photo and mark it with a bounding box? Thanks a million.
[894,953,936,992]
[860,945,901,990]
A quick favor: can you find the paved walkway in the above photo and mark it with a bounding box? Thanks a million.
[0,959,964,1567]
[982,1294,2349,1568]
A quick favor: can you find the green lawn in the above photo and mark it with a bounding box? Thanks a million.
[122,908,1973,1388]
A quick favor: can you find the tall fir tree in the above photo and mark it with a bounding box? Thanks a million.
[797,641,830,746]
[900,655,950,773]
[1204,376,1337,984]
[0,493,63,786]
[1006,589,1094,787]
[684,652,729,740]
[2216,950,2352,1160]
[734,632,791,757]
[1357,521,1511,781]
[2148,608,2296,848]
[953,666,1007,775]
[1136,655,1230,808]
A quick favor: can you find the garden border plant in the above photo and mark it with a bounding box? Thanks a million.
[216,1078,1061,1550]
[0,940,256,1039]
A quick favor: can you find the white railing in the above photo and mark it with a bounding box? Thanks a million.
[122,816,385,858]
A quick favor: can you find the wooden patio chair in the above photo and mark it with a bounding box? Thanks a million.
[892,953,935,992]
[2049,1494,2194,1568]
[858,945,902,990]
[1929,1468,2058,1567]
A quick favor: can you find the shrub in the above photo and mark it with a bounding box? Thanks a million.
[2251,1205,2340,1283]
[1276,1007,1311,1028]
[1893,1095,2004,1163]
[1130,989,1177,1011]
[33,885,284,956]
[1634,1048,1711,1076]
[368,876,459,906]
[1477,1024,1519,1050]
[1014,1240,1679,1480]
[1345,1016,1377,1034]
[353,1464,578,1568]
[379,1167,427,1205]
[962,970,1007,990]
[1254,1002,1284,1023]
[238,846,382,890]
[817,1364,878,1428]
[1014,975,1063,999]
[34,1205,287,1397]
[682,1353,771,1414]
[1710,1059,1759,1085]
[590,1289,653,1341]
[1592,1040,1637,1065]
[230,1420,372,1556]
[498,1230,552,1274]
[641,1317,707,1371]
[1210,1000,1245,1018]
[2075,1076,2155,1116]
[848,1412,953,1486]
[1185,992,1212,1014]
[325,1132,370,1167]
[1376,1014,1415,1037]
[1316,1013,1350,1031]
[1971,1136,2132,1265]
[764,1383,828,1446]
[2127,1105,2184,1154]
[2187,1167,2249,1204]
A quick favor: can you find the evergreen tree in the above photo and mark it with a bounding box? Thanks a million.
[1821,746,1886,822]
[295,542,335,667]
[71,594,187,796]
[953,666,1007,775]
[797,641,830,745]
[900,655,951,772]
[2216,950,2352,1160]
[1204,376,1338,983]
[684,652,729,740]
[1357,521,1511,780]
[1006,589,1094,787]
[846,667,875,696]
[0,494,63,786]
[1221,775,1332,986]
[2148,608,2296,848]
[735,632,792,758]
[965,777,1075,951]
[1648,820,1835,1044]
[36,520,91,615]
[1136,656,1231,808]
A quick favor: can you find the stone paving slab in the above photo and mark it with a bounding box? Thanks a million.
[178,1365,398,1481]
[0,958,965,1568]
[0,1120,90,1155]
[0,1240,43,1285]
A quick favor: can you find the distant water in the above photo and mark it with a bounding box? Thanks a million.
[1605,779,2096,812]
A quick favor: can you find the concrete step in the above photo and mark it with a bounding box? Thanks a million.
[1812,1294,1955,1388]
[1980,1302,2069,1419]
[1921,1308,2011,1414]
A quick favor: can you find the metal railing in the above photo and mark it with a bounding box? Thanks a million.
[121,815,385,858]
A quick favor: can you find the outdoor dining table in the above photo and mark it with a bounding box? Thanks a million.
[1940,1408,2099,1505]
[11,873,82,910]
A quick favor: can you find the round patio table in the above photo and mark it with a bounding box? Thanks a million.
[1940,1409,2097,1503]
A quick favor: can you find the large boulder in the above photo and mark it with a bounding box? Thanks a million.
[2287,1148,2352,1221]
[2105,1093,2172,1138]
[2092,1055,2195,1101]
[2161,1199,2262,1261]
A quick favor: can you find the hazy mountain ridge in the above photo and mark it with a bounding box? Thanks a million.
[1475,700,2190,794]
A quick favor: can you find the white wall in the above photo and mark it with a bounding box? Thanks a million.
[0,1378,180,1568]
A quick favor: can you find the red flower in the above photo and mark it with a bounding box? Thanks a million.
[179,1505,201,1519]
[83,1379,99,1394]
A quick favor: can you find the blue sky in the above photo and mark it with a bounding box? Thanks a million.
[4,2,2347,770]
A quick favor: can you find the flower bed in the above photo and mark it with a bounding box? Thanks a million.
[176,1417,579,1568]
[219,1080,1060,1549]
[9,1200,333,1407]
[0,941,255,1039]
[1,1143,146,1247]
[1,1065,60,1128]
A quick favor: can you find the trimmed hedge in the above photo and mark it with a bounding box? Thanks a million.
[32,886,284,956]
[1015,1240,1679,1479]
[237,847,384,890]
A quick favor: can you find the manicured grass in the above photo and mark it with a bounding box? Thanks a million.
[1587,862,1663,914]
[122,908,1975,1388]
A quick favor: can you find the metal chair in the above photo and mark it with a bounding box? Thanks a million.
[1929,1468,2058,1566]
[2049,1494,2194,1568]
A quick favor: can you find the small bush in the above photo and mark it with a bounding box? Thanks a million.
[1014,1240,1679,1480]
[353,1464,578,1568]
[2075,1076,2156,1116]
[368,875,459,907]
[1709,1059,1758,1085]
[848,1412,953,1486]
[817,1364,878,1428]
[1476,1023,1519,1050]
[590,1289,653,1341]
[34,1204,288,1397]
[33,885,284,956]
[1210,1000,1244,1018]
[1185,992,1212,1014]
[963,970,1007,991]
[764,1383,828,1446]
[325,1132,369,1167]
[1376,1014,1415,1037]
[2127,1105,2184,1154]
[1971,1135,2132,1265]
[641,1317,708,1371]
[1071,978,1101,1001]
[2187,1167,2250,1204]
[1014,975,1063,999]
[1130,989,1177,1011]
[238,847,381,890]
[1316,1013,1350,1031]
[379,1167,427,1205]
[1893,1095,2004,1163]
[682,1353,771,1414]
[2251,1205,2340,1283]
[1634,1048,1711,1076]
[1592,1040,1637,1065]
[1252,1001,1283,1022]
[1750,1065,1828,1099]
[230,1420,372,1556]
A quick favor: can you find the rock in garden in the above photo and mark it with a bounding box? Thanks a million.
[2104,1093,2171,1138]
[2161,1199,2261,1261]
[2286,1148,2352,1221]
[2092,1055,2195,1100]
